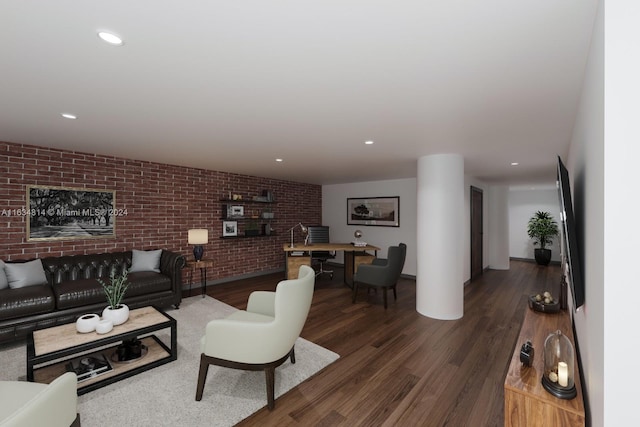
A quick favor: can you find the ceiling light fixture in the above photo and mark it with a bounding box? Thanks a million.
[275,158,283,162]
[365,140,374,145]
[511,162,519,166]
[61,113,77,120]
[98,31,124,46]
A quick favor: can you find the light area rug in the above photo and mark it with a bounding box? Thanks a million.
[0,295,339,427]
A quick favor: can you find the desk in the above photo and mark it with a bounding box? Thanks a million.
[283,243,380,287]
[185,259,214,297]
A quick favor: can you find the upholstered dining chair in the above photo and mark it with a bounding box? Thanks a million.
[352,243,407,309]
[196,265,315,410]
[0,372,80,427]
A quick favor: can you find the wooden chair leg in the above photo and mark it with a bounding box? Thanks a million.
[195,354,210,401]
[393,285,397,301]
[290,346,296,364]
[265,366,276,410]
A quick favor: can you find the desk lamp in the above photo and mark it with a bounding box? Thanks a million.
[288,223,308,248]
[188,229,209,261]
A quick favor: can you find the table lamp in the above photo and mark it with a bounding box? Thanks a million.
[288,223,307,248]
[188,229,208,261]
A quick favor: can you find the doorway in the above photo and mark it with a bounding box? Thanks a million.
[470,186,483,281]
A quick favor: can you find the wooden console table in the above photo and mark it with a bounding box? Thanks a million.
[504,308,585,426]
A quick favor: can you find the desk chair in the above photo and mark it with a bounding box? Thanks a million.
[306,226,335,279]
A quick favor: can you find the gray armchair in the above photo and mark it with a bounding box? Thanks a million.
[352,243,406,309]
[196,265,315,410]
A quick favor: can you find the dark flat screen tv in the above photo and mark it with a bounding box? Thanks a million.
[557,156,585,310]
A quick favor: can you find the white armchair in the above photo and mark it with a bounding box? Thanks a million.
[0,372,80,427]
[196,265,315,409]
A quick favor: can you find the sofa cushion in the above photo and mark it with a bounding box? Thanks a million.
[4,260,48,289]
[125,272,171,297]
[129,249,161,273]
[0,260,8,290]
[0,286,56,321]
[54,278,105,310]
[53,273,172,310]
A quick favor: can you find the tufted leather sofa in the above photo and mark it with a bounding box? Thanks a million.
[0,250,185,344]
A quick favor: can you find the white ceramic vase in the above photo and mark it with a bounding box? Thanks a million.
[102,304,129,326]
[76,313,100,333]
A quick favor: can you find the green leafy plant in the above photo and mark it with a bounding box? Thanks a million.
[527,211,559,250]
[98,270,129,309]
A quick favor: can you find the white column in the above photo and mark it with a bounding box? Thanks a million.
[416,154,464,320]
[488,185,510,270]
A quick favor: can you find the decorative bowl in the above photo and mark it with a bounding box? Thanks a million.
[76,313,100,333]
[528,295,561,313]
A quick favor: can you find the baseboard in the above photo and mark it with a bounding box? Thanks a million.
[509,257,561,266]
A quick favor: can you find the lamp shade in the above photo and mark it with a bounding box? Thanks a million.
[188,229,209,245]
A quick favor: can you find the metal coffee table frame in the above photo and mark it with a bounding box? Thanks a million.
[26,306,177,395]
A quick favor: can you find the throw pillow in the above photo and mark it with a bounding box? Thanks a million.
[4,259,48,289]
[0,260,8,290]
[129,249,162,273]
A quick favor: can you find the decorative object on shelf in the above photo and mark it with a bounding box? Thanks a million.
[347,196,400,227]
[527,210,559,266]
[245,220,260,236]
[528,290,560,313]
[76,313,100,333]
[112,338,147,362]
[288,222,308,248]
[520,340,534,367]
[95,319,113,334]
[98,270,130,326]
[188,228,209,261]
[351,229,367,247]
[542,330,577,399]
[222,221,238,237]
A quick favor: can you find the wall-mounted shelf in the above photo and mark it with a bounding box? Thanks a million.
[220,193,276,239]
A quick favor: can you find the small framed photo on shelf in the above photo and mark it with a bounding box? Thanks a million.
[222,221,238,237]
[227,205,244,218]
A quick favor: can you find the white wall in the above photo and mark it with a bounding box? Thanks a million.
[508,188,561,262]
[601,1,640,425]
[322,178,417,276]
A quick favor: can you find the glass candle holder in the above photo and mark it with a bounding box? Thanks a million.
[542,329,577,399]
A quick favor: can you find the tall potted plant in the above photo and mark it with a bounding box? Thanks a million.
[98,270,130,325]
[527,211,560,266]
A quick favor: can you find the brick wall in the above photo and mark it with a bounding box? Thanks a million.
[0,141,321,283]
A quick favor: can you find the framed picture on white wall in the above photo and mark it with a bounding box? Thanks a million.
[347,196,399,227]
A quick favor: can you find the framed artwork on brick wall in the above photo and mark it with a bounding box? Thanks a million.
[26,185,118,241]
[222,221,238,237]
[347,196,400,227]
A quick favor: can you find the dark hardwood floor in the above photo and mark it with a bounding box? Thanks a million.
[196,260,561,426]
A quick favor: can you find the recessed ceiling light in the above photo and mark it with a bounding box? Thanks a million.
[511,162,519,166]
[275,158,283,162]
[61,113,77,120]
[98,31,124,46]
[364,140,374,145]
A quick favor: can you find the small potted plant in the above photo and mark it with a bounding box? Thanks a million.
[98,270,130,325]
[527,211,560,266]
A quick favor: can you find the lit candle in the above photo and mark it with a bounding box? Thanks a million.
[558,362,569,387]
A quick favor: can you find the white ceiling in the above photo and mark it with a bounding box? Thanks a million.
[0,1,598,186]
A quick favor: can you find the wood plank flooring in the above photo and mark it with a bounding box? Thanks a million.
[196,260,561,426]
